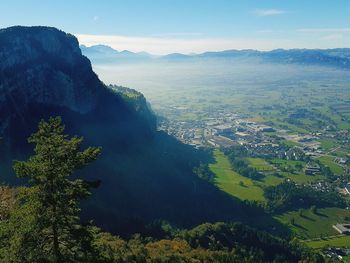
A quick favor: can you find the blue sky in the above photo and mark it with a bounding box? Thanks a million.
[1,0,350,54]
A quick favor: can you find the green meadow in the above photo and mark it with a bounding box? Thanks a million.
[210,151,328,202]
[306,235,350,249]
[319,138,339,151]
[210,150,265,201]
[276,207,350,239]
[247,158,274,172]
[210,151,350,240]
[318,155,345,175]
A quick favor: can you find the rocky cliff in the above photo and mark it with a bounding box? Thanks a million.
[0,26,155,142]
[0,27,100,115]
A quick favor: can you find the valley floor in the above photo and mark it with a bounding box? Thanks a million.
[209,150,350,241]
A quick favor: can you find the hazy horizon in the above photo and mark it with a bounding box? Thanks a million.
[81,43,350,56]
[2,0,350,54]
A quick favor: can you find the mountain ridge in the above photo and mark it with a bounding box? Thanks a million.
[81,43,350,57]
[81,44,350,69]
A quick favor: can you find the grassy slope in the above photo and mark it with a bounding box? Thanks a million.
[306,235,350,249]
[247,158,274,172]
[319,138,339,151]
[317,155,344,175]
[276,207,350,239]
[210,150,265,201]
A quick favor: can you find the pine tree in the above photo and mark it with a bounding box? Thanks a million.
[9,117,101,262]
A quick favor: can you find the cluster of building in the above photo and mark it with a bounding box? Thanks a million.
[339,182,350,196]
[333,224,350,235]
[158,110,326,161]
[305,163,321,175]
[158,110,349,178]
[158,110,279,149]
[306,181,332,192]
[324,247,350,262]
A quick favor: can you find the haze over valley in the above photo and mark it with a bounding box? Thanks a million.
[84,44,350,255]
[1,1,350,262]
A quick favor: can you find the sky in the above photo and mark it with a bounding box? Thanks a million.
[1,0,350,54]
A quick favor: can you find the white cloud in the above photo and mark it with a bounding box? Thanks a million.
[298,28,350,33]
[253,9,286,17]
[150,32,203,38]
[320,34,344,41]
[75,33,350,55]
[75,33,294,54]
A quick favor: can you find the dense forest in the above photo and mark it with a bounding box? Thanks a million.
[224,146,265,180]
[264,181,347,213]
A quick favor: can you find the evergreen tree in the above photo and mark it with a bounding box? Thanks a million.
[4,117,101,263]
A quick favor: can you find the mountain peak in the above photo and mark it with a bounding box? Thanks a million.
[0,26,82,67]
[80,44,119,54]
[0,26,103,116]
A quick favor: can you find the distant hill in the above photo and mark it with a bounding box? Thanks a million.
[80,44,153,63]
[81,44,350,69]
[0,26,285,236]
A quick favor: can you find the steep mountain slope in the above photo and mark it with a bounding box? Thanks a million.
[0,26,155,160]
[0,26,284,235]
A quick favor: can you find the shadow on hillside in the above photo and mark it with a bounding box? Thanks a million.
[315,211,328,218]
[293,223,307,230]
[0,103,291,239]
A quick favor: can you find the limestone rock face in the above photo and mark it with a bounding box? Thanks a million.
[0,26,102,124]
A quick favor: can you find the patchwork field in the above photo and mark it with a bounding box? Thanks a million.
[93,61,350,130]
[210,150,350,240]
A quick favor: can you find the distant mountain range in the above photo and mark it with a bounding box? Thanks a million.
[80,44,154,63]
[81,44,350,69]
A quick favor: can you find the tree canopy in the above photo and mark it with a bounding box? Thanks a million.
[1,117,101,263]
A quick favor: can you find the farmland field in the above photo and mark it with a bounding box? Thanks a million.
[319,138,339,151]
[306,235,350,249]
[210,150,350,241]
[210,151,331,202]
[210,150,265,201]
[318,155,345,175]
[247,158,274,172]
[93,60,350,128]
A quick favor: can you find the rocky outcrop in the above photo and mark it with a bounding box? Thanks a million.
[0,27,102,117]
[0,26,155,136]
